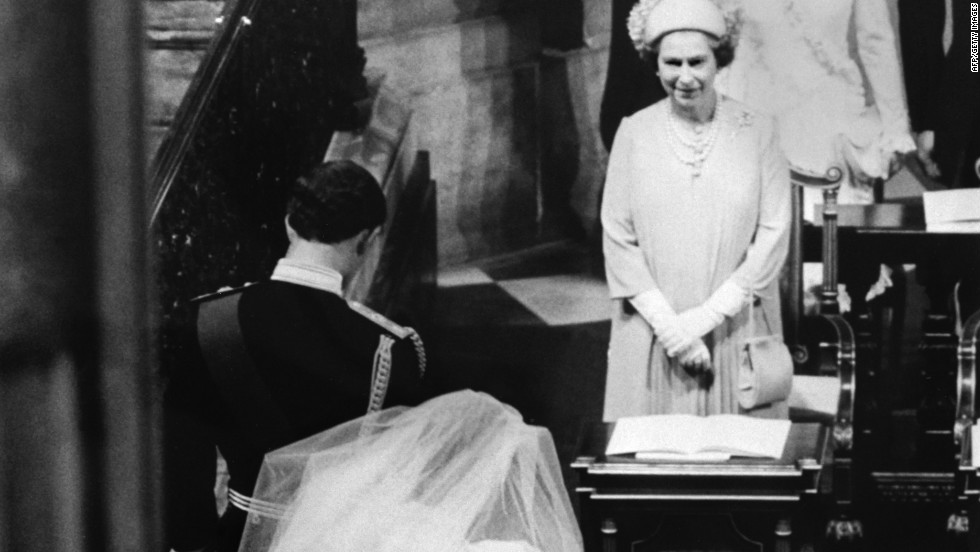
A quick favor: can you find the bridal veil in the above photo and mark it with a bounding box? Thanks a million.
[236,390,583,552]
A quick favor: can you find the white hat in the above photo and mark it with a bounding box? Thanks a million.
[627,0,727,53]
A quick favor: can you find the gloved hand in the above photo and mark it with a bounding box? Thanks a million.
[678,338,711,373]
[630,289,696,358]
[655,320,697,358]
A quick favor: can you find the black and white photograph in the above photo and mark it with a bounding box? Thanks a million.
[1,0,979,550]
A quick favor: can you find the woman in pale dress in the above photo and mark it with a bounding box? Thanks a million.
[601,0,791,420]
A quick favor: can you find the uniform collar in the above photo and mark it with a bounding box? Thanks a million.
[270,258,344,296]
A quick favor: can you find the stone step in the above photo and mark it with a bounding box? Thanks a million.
[359,0,511,42]
[362,13,542,94]
[144,1,223,159]
[146,0,224,49]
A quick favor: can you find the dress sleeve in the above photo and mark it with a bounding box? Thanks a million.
[601,116,659,300]
[854,0,916,154]
[728,117,791,295]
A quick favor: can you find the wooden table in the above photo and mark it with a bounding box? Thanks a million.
[572,423,830,552]
[806,200,980,268]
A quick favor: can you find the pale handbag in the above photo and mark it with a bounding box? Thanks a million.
[738,299,793,410]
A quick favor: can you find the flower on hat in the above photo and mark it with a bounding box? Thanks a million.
[626,0,660,53]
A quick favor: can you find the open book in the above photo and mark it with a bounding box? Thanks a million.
[606,414,792,461]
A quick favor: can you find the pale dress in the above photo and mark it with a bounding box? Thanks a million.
[715,0,915,214]
[601,97,791,421]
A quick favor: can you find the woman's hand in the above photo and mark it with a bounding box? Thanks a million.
[656,322,697,357]
[678,339,711,373]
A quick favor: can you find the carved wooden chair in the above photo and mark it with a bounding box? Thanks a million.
[784,167,860,543]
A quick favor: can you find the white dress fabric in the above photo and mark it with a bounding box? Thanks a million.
[236,390,583,552]
[601,97,791,421]
[715,0,915,211]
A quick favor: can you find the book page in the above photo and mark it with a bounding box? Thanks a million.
[635,451,732,462]
[606,414,791,459]
[704,415,791,458]
[605,415,704,456]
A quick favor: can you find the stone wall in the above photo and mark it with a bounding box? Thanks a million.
[357,0,612,265]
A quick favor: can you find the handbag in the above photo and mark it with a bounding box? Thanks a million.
[737,299,793,410]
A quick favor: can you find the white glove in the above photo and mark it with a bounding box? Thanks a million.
[630,289,696,357]
[675,281,749,337]
[678,338,711,372]
[677,306,723,338]
[703,280,751,318]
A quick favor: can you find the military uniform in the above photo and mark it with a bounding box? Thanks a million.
[164,259,428,552]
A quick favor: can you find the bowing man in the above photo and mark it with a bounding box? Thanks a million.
[164,160,428,552]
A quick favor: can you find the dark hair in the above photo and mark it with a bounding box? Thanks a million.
[286,160,386,244]
[641,31,735,69]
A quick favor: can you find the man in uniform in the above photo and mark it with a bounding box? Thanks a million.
[164,160,428,552]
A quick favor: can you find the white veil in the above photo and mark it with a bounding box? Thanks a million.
[237,390,584,552]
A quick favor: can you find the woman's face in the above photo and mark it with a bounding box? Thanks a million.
[657,31,718,111]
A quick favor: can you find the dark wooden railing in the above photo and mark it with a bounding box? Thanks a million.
[149,0,261,221]
[148,0,370,372]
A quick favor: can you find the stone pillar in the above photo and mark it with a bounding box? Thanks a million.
[0,0,158,549]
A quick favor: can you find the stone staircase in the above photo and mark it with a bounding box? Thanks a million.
[145,0,224,161]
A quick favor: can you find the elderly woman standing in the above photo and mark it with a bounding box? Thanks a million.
[601,0,791,420]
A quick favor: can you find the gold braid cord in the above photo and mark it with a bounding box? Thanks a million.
[368,335,394,413]
[348,301,427,378]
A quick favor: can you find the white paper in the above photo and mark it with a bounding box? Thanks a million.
[606,414,791,459]
[788,375,840,415]
[923,189,980,233]
[972,424,980,468]
[925,221,980,234]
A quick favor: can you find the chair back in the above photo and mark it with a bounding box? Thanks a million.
[782,166,844,367]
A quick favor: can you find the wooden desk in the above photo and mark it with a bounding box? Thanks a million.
[806,201,980,267]
[573,423,829,552]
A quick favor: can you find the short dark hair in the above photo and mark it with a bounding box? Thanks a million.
[286,160,386,244]
[641,31,735,69]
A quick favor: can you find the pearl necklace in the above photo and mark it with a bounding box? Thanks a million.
[666,100,723,178]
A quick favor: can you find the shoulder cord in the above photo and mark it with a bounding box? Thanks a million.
[228,488,287,520]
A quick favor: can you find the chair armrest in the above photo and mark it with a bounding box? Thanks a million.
[952,311,980,519]
[954,310,980,462]
[817,313,857,453]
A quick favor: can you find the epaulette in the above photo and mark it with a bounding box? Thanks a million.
[348,300,427,381]
[190,282,258,304]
